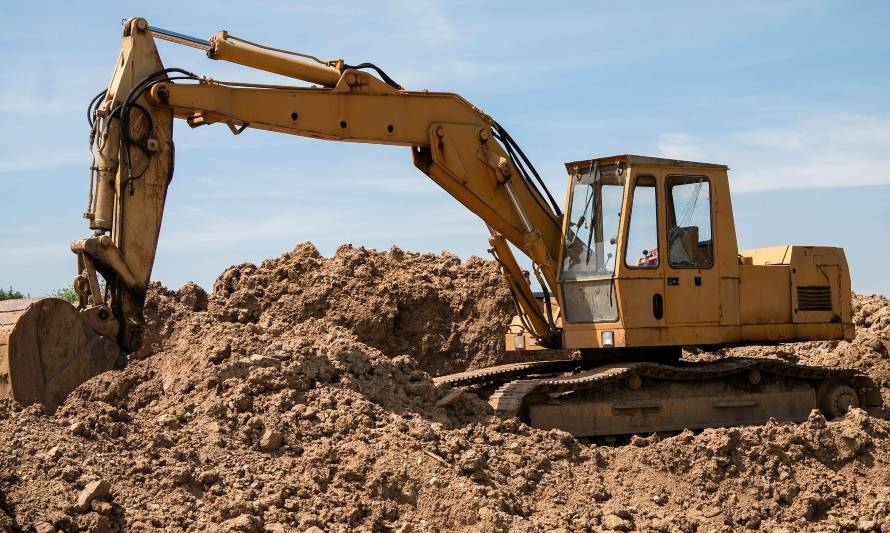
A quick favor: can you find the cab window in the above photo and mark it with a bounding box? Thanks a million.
[560,163,623,323]
[666,176,713,268]
[624,175,659,268]
[561,164,625,279]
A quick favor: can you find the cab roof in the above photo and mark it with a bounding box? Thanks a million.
[564,154,728,173]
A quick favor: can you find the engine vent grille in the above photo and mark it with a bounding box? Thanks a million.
[797,286,832,311]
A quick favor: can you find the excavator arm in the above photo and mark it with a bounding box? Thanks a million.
[2,17,567,408]
[86,18,565,349]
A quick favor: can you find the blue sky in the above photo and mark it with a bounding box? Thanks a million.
[1,1,889,296]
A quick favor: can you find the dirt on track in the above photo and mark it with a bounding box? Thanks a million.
[1,243,889,532]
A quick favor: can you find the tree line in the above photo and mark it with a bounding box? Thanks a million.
[0,286,78,303]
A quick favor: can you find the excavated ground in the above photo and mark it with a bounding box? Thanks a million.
[2,243,889,532]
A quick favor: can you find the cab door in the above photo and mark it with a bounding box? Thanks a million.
[662,174,721,324]
[619,173,666,328]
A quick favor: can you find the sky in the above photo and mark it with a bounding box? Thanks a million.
[1,1,889,297]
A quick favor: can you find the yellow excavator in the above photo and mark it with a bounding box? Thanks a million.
[0,19,881,435]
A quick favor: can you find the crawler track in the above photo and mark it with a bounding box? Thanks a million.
[432,359,580,388]
[435,357,883,437]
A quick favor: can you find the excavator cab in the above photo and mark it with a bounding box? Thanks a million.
[508,154,854,355]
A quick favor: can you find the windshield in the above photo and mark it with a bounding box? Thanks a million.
[561,164,626,279]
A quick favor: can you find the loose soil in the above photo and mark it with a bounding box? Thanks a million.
[2,243,889,532]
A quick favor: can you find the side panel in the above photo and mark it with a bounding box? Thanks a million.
[719,277,741,325]
[737,245,852,339]
[620,279,665,328]
[716,179,741,326]
[739,265,792,324]
[664,266,721,324]
[562,321,847,349]
[789,246,847,326]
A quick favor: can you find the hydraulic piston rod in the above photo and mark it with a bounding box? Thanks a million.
[150,26,344,87]
[149,26,211,51]
[208,32,343,86]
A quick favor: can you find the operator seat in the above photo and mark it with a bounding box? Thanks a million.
[668,226,699,266]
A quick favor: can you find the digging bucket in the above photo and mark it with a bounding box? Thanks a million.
[0,298,121,411]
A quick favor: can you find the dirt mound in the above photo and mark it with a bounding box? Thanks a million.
[1,245,889,532]
[190,242,546,375]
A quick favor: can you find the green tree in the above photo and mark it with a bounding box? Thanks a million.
[0,286,26,300]
[50,286,79,304]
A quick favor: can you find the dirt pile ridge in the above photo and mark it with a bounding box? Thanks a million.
[191,242,555,375]
[1,243,889,532]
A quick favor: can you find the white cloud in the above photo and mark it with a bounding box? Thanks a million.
[655,112,890,191]
[386,0,462,45]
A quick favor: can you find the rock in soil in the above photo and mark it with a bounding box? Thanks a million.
[75,479,110,513]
